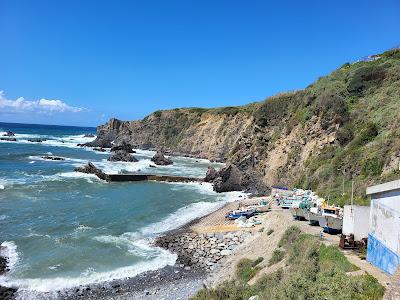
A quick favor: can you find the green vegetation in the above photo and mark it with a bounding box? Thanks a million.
[268,249,285,266]
[192,227,385,300]
[235,257,264,283]
[143,49,400,204]
[266,229,274,235]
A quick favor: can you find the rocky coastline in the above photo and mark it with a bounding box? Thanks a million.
[0,247,17,300]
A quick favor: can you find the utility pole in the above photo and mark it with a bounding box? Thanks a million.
[351,177,354,213]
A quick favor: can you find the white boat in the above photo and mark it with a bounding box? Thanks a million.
[317,206,343,234]
[304,207,320,225]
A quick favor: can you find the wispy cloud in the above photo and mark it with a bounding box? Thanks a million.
[0,90,86,114]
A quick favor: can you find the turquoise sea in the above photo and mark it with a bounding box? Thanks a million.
[0,122,243,297]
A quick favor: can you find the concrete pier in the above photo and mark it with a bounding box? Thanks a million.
[107,174,202,183]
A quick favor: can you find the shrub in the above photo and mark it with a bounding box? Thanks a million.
[278,226,301,249]
[268,249,285,266]
[236,258,262,282]
[347,64,387,95]
[267,229,274,235]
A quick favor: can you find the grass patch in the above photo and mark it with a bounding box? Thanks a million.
[266,229,274,235]
[319,244,360,272]
[236,258,263,283]
[268,249,285,266]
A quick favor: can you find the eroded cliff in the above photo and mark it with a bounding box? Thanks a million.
[91,49,400,202]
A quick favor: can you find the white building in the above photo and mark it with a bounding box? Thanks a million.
[366,179,400,275]
[342,205,370,241]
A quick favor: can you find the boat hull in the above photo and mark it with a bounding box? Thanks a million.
[318,215,343,234]
[305,211,320,226]
[290,207,306,220]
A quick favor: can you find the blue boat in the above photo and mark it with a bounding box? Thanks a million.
[226,210,255,220]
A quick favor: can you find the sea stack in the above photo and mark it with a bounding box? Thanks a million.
[107,150,138,162]
[151,151,173,165]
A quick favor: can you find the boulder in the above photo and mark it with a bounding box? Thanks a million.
[110,142,135,153]
[74,162,109,181]
[82,138,112,148]
[204,166,218,182]
[107,150,138,162]
[213,165,247,193]
[151,151,173,165]
[93,147,107,152]
[2,131,15,137]
[42,156,65,161]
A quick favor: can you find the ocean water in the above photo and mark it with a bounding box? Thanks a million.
[0,122,244,296]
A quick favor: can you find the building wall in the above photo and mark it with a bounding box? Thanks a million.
[367,186,400,275]
[343,205,370,240]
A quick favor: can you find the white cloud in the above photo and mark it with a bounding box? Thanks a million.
[0,90,86,114]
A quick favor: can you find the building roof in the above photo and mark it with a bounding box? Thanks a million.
[366,179,400,195]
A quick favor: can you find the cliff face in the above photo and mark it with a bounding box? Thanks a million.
[93,49,400,202]
[96,108,254,162]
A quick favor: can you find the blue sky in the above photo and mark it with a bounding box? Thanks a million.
[0,0,399,127]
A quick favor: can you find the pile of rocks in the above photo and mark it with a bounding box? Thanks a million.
[155,231,253,270]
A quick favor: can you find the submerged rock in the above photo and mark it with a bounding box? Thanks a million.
[74,162,109,181]
[204,166,218,182]
[28,138,45,143]
[2,131,15,137]
[111,142,135,153]
[84,134,95,138]
[0,138,17,142]
[151,151,173,165]
[42,156,65,161]
[108,150,138,162]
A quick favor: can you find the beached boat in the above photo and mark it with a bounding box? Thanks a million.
[290,198,312,220]
[304,207,321,225]
[279,196,299,209]
[226,210,255,220]
[317,206,343,234]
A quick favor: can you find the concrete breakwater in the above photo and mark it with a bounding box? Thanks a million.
[155,231,254,271]
[107,174,202,183]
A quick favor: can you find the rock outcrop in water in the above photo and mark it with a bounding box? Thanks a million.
[204,166,218,182]
[151,151,173,165]
[111,142,135,153]
[42,156,65,161]
[0,138,16,142]
[108,150,138,162]
[2,131,15,137]
[0,248,17,300]
[88,49,400,198]
[74,162,110,181]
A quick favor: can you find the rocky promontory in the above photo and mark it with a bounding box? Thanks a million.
[74,162,110,181]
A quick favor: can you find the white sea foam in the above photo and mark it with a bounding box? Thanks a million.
[0,133,97,152]
[95,159,155,174]
[0,215,8,221]
[0,241,19,270]
[3,242,176,293]
[27,155,87,164]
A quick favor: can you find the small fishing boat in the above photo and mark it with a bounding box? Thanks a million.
[226,210,255,220]
[279,196,299,209]
[317,206,343,234]
[304,207,320,225]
